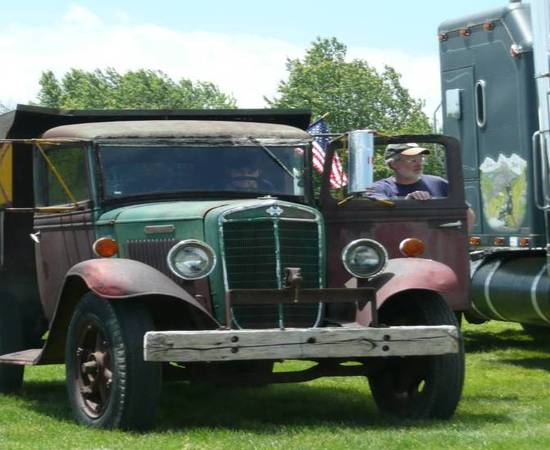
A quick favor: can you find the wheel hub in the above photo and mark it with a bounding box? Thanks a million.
[75,323,113,418]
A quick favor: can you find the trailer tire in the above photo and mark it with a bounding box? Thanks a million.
[0,297,24,394]
[65,293,161,430]
[368,293,464,420]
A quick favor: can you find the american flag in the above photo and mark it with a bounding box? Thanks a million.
[307,118,347,188]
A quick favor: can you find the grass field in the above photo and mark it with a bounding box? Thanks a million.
[1,321,549,450]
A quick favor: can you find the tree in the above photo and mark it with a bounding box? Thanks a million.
[0,102,9,113]
[37,68,237,109]
[267,37,430,134]
[266,37,434,179]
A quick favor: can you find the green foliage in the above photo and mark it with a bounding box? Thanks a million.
[267,37,430,135]
[37,68,237,109]
[267,37,432,179]
[43,145,88,205]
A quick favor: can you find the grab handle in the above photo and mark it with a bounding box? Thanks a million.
[475,80,487,128]
[532,130,550,210]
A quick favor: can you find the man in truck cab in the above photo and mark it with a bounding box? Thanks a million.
[365,142,475,230]
[224,150,278,192]
[365,143,447,200]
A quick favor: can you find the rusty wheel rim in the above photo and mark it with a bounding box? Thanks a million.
[74,319,113,419]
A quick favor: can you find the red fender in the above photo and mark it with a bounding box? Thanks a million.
[356,258,459,326]
[38,258,219,364]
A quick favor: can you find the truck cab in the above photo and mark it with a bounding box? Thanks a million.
[439,0,550,331]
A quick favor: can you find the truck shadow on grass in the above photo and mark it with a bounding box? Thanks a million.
[464,326,550,372]
[463,328,549,354]
[498,357,550,372]
[16,376,509,431]
[153,381,510,432]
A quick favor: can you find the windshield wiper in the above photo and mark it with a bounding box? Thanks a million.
[247,137,297,180]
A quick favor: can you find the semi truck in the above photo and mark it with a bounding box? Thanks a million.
[0,105,469,429]
[439,0,550,333]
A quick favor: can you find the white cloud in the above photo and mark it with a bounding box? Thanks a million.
[62,4,102,27]
[0,4,440,117]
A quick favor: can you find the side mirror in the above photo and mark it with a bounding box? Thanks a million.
[347,130,374,194]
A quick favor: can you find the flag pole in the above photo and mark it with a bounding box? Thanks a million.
[309,112,330,128]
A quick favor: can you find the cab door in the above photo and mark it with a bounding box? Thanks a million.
[320,135,470,312]
[33,144,95,321]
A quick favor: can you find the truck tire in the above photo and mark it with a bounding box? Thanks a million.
[368,293,464,420]
[65,293,161,430]
[0,297,24,394]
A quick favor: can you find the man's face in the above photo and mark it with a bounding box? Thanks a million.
[227,167,260,190]
[390,154,425,181]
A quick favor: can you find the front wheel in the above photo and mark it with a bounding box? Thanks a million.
[65,293,161,430]
[368,294,464,420]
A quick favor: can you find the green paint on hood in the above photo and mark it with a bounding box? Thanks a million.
[97,198,292,224]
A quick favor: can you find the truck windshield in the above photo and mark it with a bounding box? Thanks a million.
[99,145,305,199]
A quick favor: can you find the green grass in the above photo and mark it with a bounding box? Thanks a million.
[1,321,550,449]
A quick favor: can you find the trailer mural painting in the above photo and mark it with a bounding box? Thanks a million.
[480,153,527,232]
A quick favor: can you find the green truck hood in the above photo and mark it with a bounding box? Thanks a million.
[96,198,317,248]
[97,200,244,224]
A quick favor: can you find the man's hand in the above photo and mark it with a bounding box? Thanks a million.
[405,190,431,200]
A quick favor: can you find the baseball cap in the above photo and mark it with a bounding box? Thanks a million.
[384,143,430,160]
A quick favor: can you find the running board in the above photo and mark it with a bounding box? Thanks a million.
[0,349,42,365]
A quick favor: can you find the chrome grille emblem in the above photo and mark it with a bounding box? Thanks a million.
[266,205,283,217]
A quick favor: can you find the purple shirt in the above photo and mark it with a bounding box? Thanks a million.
[364,175,448,199]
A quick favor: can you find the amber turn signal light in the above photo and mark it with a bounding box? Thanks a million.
[493,237,506,246]
[399,238,425,257]
[519,238,530,247]
[469,237,481,246]
[93,237,119,257]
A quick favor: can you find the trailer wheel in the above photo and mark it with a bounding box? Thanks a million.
[368,294,464,420]
[65,293,161,430]
[0,297,24,394]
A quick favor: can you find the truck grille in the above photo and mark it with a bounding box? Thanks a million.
[126,238,185,287]
[222,219,321,328]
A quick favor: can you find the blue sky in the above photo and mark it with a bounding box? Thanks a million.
[0,0,510,114]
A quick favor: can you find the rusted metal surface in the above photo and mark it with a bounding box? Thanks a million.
[31,258,220,365]
[34,207,95,321]
[320,134,470,312]
[355,258,459,326]
[66,258,213,313]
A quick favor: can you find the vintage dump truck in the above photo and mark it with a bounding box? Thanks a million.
[0,105,468,430]
[439,0,550,333]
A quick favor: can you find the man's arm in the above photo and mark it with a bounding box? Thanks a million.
[363,178,396,200]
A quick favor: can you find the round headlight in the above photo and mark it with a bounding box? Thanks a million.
[342,239,388,279]
[167,240,216,280]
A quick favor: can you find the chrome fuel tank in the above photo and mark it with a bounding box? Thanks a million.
[470,251,550,325]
